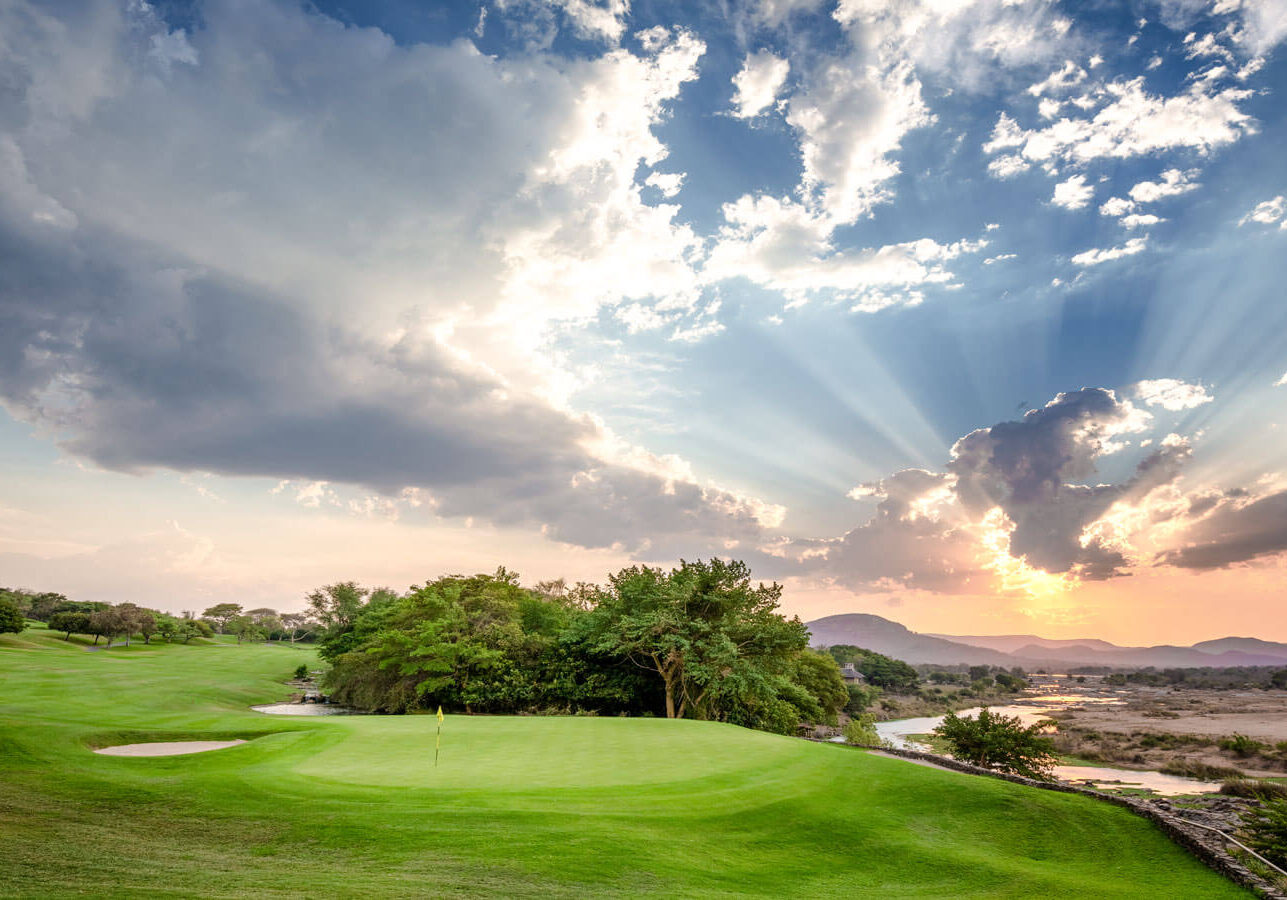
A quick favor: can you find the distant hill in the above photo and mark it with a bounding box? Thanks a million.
[1191,637,1287,657]
[805,614,1015,665]
[928,634,1120,654]
[808,613,1287,668]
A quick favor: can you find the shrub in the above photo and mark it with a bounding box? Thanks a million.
[1159,759,1245,780]
[843,714,883,747]
[1242,799,1287,868]
[0,598,25,635]
[293,664,310,681]
[1221,779,1287,801]
[1219,733,1266,757]
[933,708,1057,780]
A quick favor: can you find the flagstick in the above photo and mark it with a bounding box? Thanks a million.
[435,723,441,767]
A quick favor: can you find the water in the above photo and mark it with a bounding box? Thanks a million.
[873,682,1219,794]
[1052,765,1220,795]
[251,702,367,716]
[876,705,1054,750]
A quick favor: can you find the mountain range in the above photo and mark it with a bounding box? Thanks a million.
[806,613,1287,668]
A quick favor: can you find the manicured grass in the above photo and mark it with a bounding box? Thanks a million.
[0,625,1248,898]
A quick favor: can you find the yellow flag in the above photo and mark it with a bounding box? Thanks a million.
[436,706,444,724]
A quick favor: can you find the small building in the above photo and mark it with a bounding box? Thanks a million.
[839,663,866,684]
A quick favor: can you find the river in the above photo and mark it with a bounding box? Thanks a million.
[872,679,1223,795]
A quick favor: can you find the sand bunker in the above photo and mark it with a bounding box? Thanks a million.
[94,740,247,757]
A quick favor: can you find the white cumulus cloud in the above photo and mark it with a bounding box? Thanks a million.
[731,50,790,119]
[1134,378,1214,410]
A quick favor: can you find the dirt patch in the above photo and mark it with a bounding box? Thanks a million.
[94,740,247,757]
[1060,690,1287,743]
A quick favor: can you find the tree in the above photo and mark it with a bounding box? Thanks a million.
[0,598,26,634]
[787,650,850,727]
[48,611,91,640]
[307,582,368,636]
[245,608,282,638]
[202,603,244,634]
[134,609,158,644]
[1270,669,1287,690]
[230,616,263,644]
[279,613,317,644]
[88,608,127,646]
[177,620,212,643]
[933,708,1057,780]
[577,559,807,720]
[156,616,179,642]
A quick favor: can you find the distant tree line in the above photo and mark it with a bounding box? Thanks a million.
[1102,667,1287,690]
[314,559,849,736]
[0,587,320,647]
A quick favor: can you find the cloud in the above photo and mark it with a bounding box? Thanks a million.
[704,196,988,305]
[1028,60,1087,96]
[983,77,1256,176]
[1071,236,1149,266]
[495,0,631,45]
[731,50,790,119]
[1051,174,1094,209]
[1239,195,1287,227]
[644,171,685,198]
[1134,378,1214,410]
[1162,489,1287,569]
[796,389,1205,592]
[1128,168,1199,203]
[1120,213,1164,229]
[0,0,780,556]
[1100,197,1135,217]
[948,388,1159,577]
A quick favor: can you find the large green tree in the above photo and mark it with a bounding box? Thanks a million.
[577,559,808,721]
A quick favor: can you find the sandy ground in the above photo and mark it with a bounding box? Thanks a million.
[1058,689,1287,743]
[94,740,246,757]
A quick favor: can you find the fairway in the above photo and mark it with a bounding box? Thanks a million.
[0,627,1249,898]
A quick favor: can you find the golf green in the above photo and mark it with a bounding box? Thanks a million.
[0,625,1248,897]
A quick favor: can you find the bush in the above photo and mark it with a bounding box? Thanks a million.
[1159,759,1245,780]
[0,598,25,635]
[1221,779,1287,801]
[1242,799,1287,868]
[1219,733,1266,757]
[933,708,1057,780]
[48,611,91,640]
[293,664,310,681]
[843,714,883,747]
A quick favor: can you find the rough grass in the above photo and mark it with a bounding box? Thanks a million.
[0,624,1250,898]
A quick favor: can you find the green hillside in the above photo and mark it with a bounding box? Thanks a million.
[0,625,1246,898]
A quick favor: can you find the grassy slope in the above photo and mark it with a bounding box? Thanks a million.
[0,625,1247,898]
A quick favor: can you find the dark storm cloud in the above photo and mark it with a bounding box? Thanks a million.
[802,391,1202,591]
[1161,490,1287,570]
[948,388,1164,578]
[0,210,766,552]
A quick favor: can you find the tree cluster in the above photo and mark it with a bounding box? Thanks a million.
[200,603,319,643]
[317,559,848,735]
[825,645,921,691]
[46,602,215,646]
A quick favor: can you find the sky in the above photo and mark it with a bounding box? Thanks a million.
[1,0,1286,644]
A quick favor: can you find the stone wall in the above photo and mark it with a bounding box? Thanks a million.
[848,742,1286,898]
